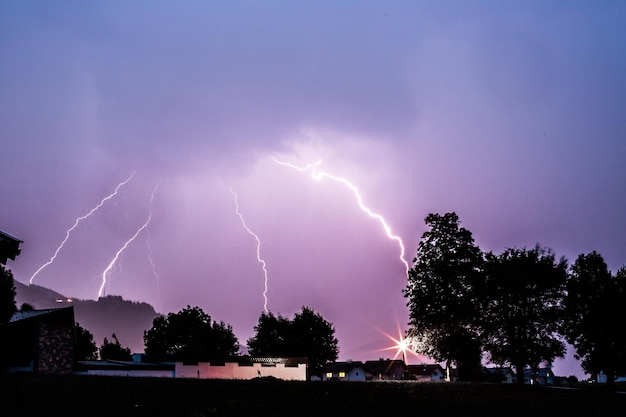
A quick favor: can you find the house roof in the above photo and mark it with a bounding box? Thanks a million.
[364,359,406,375]
[325,361,366,373]
[9,307,74,323]
[407,364,444,376]
[523,368,553,377]
[0,229,22,264]
[237,357,308,366]
[484,367,514,376]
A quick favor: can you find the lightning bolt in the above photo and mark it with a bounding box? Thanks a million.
[29,172,136,284]
[229,187,269,313]
[146,228,162,312]
[98,184,158,299]
[272,157,409,276]
[145,184,162,311]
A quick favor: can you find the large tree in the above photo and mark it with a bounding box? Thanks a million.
[563,252,626,385]
[75,322,98,361]
[481,246,567,384]
[247,311,292,357]
[404,212,484,380]
[247,306,338,379]
[144,305,239,362]
[0,265,17,325]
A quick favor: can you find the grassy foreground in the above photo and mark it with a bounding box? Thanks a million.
[2,375,626,417]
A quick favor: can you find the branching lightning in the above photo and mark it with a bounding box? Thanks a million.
[29,172,136,284]
[272,157,409,276]
[229,188,269,313]
[146,227,162,311]
[98,184,158,299]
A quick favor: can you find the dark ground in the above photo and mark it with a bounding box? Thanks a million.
[2,375,625,417]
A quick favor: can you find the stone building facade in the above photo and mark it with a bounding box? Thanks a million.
[5,307,75,374]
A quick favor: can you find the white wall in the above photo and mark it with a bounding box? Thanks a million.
[175,362,306,381]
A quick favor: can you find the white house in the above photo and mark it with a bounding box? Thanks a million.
[323,361,367,381]
[523,367,554,385]
[364,359,407,381]
[407,364,446,382]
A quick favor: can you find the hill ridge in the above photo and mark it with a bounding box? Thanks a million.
[14,280,158,354]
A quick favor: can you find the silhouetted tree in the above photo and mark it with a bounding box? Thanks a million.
[100,333,132,361]
[0,266,18,372]
[0,265,17,325]
[563,252,626,386]
[247,311,292,357]
[404,212,484,380]
[248,306,338,379]
[144,305,239,362]
[291,306,339,378]
[75,322,98,361]
[481,246,567,384]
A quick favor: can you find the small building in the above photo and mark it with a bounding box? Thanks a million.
[5,307,75,374]
[323,360,367,381]
[524,367,554,385]
[0,230,22,265]
[407,364,446,382]
[364,359,407,381]
[594,371,626,384]
[175,357,307,380]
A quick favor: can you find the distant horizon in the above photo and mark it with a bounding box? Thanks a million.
[12,276,589,379]
[4,1,624,382]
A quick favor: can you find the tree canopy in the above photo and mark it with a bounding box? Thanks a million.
[563,252,626,384]
[480,245,568,384]
[247,306,338,379]
[247,311,292,357]
[0,265,17,325]
[100,333,132,361]
[75,322,98,361]
[404,212,484,380]
[144,305,239,362]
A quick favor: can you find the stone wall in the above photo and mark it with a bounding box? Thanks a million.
[36,319,74,374]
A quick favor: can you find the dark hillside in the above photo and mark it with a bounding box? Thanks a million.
[14,280,158,353]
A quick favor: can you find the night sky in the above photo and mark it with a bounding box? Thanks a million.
[2,2,625,378]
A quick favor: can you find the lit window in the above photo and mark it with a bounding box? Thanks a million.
[339,371,346,378]
[326,372,332,378]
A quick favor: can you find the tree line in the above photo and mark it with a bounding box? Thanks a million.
[404,212,626,385]
[57,305,338,379]
[1,268,338,379]
[3,211,625,383]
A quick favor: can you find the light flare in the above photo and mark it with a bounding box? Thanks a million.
[272,157,409,276]
[98,183,158,298]
[378,326,419,363]
[29,172,136,284]
[229,188,269,313]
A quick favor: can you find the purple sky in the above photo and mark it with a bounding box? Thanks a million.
[2,2,625,378]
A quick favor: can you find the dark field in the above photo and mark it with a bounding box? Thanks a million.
[2,375,626,417]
